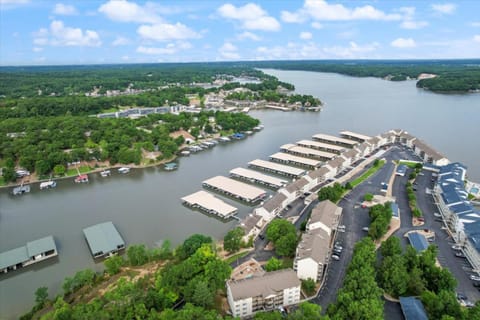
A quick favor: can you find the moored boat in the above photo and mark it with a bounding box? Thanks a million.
[12,184,30,195]
[118,167,130,174]
[164,162,178,171]
[75,174,89,183]
[100,169,111,177]
[39,181,57,190]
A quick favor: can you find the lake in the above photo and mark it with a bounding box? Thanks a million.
[1,70,479,319]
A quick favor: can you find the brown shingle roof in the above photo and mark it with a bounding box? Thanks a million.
[241,214,262,233]
[296,229,330,264]
[263,193,287,212]
[308,167,330,180]
[413,139,447,161]
[309,200,342,229]
[285,177,309,193]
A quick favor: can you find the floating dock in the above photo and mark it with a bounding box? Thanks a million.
[280,143,336,160]
[0,236,57,274]
[83,222,125,259]
[269,152,321,169]
[230,167,288,189]
[296,140,346,154]
[182,190,238,219]
[248,159,306,178]
[202,176,267,204]
[340,130,372,142]
[312,133,358,148]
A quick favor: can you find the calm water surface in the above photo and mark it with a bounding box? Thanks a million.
[1,70,479,318]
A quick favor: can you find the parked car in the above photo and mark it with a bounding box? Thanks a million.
[470,275,480,281]
[362,227,369,232]
[333,248,342,255]
[258,234,265,240]
[455,252,466,258]
[452,244,463,250]
[472,281,480,288]
[456,292,467,300]
[331,254,340,261]
[434,212,442,217]
[334,244,343,251]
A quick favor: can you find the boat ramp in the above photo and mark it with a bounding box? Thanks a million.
[269,152,321,169]
[280,143,336,161]
[202,175,267,204]
[248,159,306,178]
[229,167,288,189]
[181,190,238,219]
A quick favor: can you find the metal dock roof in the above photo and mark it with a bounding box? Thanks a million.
[182,190,238,218]
[202,176,266,203]
[248,159,306,177]
[83,222,125,258]
[230,167,288,189]
[312,133,358,146]
[280,144,336,160]
[407,232,429,252]
[26,236,57,257]
[340,130,372,142]
[270,152,321,168]
[296,139,346,152]
[399,297,428,320]
[0,236,57,270]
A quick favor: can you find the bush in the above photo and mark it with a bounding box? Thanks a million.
[301,278,317,296]
[364,193,374,201]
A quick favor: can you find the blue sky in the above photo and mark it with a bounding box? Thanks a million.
[1,0,480,65]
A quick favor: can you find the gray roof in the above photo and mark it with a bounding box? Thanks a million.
[368,136,381,146]
[399,297,428,320]
[296,229,330,264]
[309,200,342,228]
[413,139,447,161]
[263,193,287,212]
[228,269,300,300]
[83,222,125,257]
[308,167,330,180]
[241,214,263,232]
[342,148,359,159]
[285,177,309,193]
[326,157,345,169]
[399,132,417,142]
[408,232,429,252]
[26,236,56,257]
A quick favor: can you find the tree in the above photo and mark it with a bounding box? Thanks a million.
[301,278,316,296]
[266,219,296,243]
[275,233,298,257]
[127,244,149,266]
[34,286,49,307]
[264,257,283,272]
[177,234,212,260]
[204,259,232,290]
[254,311,283,320]
[104,254,124,276]
[378,254,408,297]
[191,280,214,308]
[53,164,66,176]
[380,236,402,258]
[223,227,244,253]
[288,301,323,319]
[1,166,16,182]
[364,193,374,201]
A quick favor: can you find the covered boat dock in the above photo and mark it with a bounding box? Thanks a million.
[248,159,306,178]
[202,176,267,204]
[181,190,238,219]
[230,167,288,189]
[83,222,125,259]
[280,144,336,161]
[312,133,358,148]
[269,152,321,169]
[340,130,372,142]
[296,140,346,154]
[0,236,58,274]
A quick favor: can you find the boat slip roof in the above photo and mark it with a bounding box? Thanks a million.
[270,152,321,167]
[340,130,372,141]
[83,222,125,256]
[230,167,288,189]
[296,140,346,152]
[182,190,238,217]
[280,144,336,159]
[248,159,306,176]
[312,133,358,146]
[0,236,56,270]
[202,176,266,201]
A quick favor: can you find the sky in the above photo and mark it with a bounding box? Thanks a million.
[1,0,480,65]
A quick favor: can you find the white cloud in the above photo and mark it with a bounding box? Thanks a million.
[121,55,129,61]
[219,42,240,59]
[300,32,312,40]
[33,20,101,47]
[474,35,480,42]
[431,3,456,15]
[0,0,30,9]
[282,0,402,23]
[53,3,77,15]
[391,37,416,48]
[137,42,192,55]
[137,23,200,41]
[217,3,280,31]
[311,22,323,29]
[323,41,380,58]
[471,22,480,27]
[112,36,130,46]
[98,0,162,24]
[237,31,261,41]
[401,20,428,29]
[33,47,43,52]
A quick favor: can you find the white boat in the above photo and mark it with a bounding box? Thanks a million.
[40,181,57,190]
[180,150,191,156]
[100,170,111,177]
[12,184,30,195]
[219,136,231,142]
[118,167,130,174]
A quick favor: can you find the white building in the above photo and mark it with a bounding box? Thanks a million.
[294,228,330,281]
[306,200,343,234]
[227,269,301,318]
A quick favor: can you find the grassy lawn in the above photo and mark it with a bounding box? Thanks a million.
[102,107,120,113]
[0,176,6,186]
[398,160,421,169]
[224,251,250,264]
[351,160,386,187]
[66,165,93,177]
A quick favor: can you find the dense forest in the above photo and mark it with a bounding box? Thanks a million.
[248,59,480,93]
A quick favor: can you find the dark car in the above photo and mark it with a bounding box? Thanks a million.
[258,234,265,240]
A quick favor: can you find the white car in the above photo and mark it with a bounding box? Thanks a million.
[452,245,462,250]
[331,254,340,261]
[362,227,369,232]
[470,275,480,281]
[434,213,442,217]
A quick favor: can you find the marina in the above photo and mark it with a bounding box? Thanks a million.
[269,152,321,169]
[280,143,336,160]
[248,159,306,178]
[83,222,125,259]
[0,236,57,274]
[296,139,346,154]
[181,190,238,219]
[312,133,358,148]
[229,167,289,189]
[202,175,267,204]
